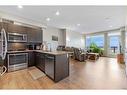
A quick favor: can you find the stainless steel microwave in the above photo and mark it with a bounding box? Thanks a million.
[8,33,27,42]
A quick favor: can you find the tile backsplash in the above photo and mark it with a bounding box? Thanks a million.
[7,43,26,51]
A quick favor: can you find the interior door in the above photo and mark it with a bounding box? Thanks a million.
[107,35,120,57]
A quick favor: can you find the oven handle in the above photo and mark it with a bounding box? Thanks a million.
[8,53,28,56]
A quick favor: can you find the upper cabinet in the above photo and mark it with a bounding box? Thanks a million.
[0,22,8,32]
[26,27,42,43]
[7,23,27,34]
[1,20,42,43]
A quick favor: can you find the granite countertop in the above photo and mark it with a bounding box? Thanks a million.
[7,50,70,55]
[35,50,69,55]
[7,50,35,53]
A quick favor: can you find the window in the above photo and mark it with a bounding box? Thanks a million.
[86,35,104,48]
[108,32,121,55]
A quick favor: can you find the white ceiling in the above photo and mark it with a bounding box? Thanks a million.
[0,6,127,34]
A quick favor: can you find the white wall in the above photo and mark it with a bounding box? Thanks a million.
[65,29,85,49]
[43,28,85,50]
[125,15,127,75]
[43,26,65,51]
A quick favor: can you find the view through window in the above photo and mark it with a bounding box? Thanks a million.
[86,35,104,49]
[108,32,121,56]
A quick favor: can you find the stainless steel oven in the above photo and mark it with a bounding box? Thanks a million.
[8,53,28,72]
[8,33,27,42]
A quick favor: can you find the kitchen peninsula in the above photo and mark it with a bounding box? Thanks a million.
[34,50,69,82]
[7,50,69,82]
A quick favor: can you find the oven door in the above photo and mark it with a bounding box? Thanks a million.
[8,53,28,72]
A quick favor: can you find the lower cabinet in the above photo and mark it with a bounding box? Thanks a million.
[34,52,69,82]
[28,52,35,67]
[35,52,45,72]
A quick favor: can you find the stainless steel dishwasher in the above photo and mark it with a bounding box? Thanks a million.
[45,54,55,79]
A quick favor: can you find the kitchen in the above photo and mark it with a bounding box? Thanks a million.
[0,18,69,82]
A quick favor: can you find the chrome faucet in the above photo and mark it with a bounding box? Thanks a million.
[47,43,52,52]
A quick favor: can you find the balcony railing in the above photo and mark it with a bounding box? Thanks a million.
[109,46,118,54]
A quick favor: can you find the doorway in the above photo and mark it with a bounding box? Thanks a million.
[107,35,120,57]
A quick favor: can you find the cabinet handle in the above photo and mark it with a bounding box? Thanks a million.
[45,55,54,60]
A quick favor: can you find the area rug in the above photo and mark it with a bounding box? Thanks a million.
[28,67,46,80]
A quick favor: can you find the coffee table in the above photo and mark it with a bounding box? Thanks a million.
[87,53,99,60]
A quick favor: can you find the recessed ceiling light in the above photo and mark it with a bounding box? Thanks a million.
[109,25,113,27]
[56,11,60,16]
[46,18,50,21]
[18,5,23,9]
[77,24,80,26]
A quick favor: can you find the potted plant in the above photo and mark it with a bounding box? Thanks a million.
[117,42,125,64]
[89,43,103,56]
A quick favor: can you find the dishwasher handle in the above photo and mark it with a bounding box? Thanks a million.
[45,55,54,60]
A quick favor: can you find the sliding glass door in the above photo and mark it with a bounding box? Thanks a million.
[107,32,121,57]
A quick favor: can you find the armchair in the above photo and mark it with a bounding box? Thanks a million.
[73,48,87,62]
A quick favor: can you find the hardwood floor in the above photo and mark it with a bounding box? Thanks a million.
[0,57,127,89]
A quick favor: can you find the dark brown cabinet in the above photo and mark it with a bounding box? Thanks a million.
[54,54,69,82]
[0,22,2,29]
[7,23,26,33]
[0,22,8,32]
[28,52,35,67]
[35,29,42,43]
[35,52,45,72]
[1,22,42,43]
[27,27,42,43]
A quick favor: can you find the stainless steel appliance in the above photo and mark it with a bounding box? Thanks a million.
[8,33,27,42]
[0,24,7,76]
[0,64,7,76]
[45,54,55,79]
[8,53,28,72]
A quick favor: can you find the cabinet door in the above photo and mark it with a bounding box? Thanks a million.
[27,27,36,43]
[28,52,35,67]
[35,53,40,68]
[35,29,42,43]
[45,54,55,79]
[7,23,26,33]
[0,22,2,30]
[27,27,42,43]
[0,22,8,32]
[35,53,45,72]
[39,53,45,72]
